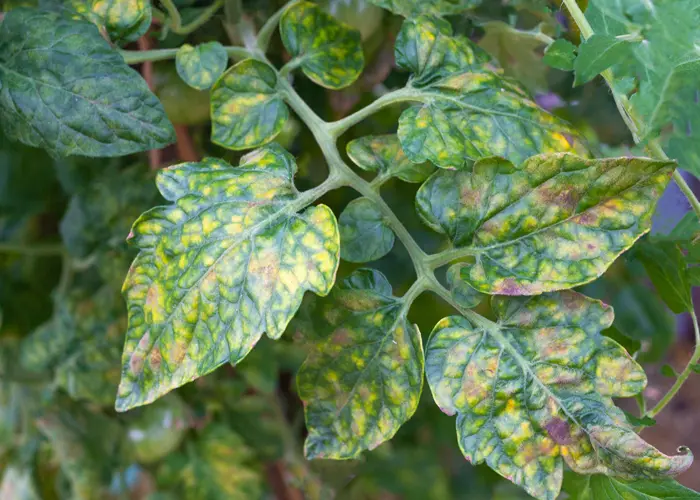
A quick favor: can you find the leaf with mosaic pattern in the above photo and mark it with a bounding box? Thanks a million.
[176,42,228,91]
[0,8,175,157]
[416,154,674,295]
[116,144,340,411]
[339,198,395,263]
[395,15,582,169]
[57,0,152,44]
[426,290,693,500]
[280,1,364,89]
[346,134,435,184]
[368,0,481,17]
[210,59,289,150]
[298,268,424,459]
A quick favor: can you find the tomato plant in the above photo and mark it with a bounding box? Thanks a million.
[1,0,700,499]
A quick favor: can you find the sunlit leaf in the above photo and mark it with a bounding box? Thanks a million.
[426,290,692,500]
[339,197,394,263]
[176,42,228,91]
[395,15,582,169]
[298,269,424,459]
[368,0,481,17]
[116,144,340,411]
[0,8,175,157]
[573,34,633,86]
[280,1,364,89]
[563,472,700,500]
[346,134,435,183]
[210,59,289,150]
[416,154,674,294]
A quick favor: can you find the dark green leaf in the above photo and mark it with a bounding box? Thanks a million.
[395,16,583,169]
[416,154,674,294]
[445,262,484,309]
[0,9,175,157]
[339,197,394,263]
[368,0,481,17]
[116,144,340,411]
[298,269,424,459]
[346,134,435,183]
[280,1,364,89]
[210,59,289,150]
[574,34,634,86]
[426,290,692,500]
[623,411,656,428]
[563,473,700,500]
[635,240,692,313]
[544,39,577,71]
[176,42,228,90]
[660,364,677,378]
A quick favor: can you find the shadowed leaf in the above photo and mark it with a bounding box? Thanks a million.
[339,197,395,263]
[347,134,435,183]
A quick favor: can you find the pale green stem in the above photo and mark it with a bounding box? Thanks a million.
[279,57,305,79]
[160,0,224,35]
[256,0,300,53]
[120,46,251,65]
[561,0,700,222]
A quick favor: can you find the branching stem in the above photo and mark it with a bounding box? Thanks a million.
[159,0,224,35]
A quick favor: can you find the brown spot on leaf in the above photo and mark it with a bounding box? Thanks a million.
[149,347,162,369]
[545,417,572,445]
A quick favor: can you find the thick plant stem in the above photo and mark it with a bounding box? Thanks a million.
[561,0,700,222]
[646,309,700,420]
[120,46,251,65]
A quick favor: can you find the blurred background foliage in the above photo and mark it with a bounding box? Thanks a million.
[0,0,698,498]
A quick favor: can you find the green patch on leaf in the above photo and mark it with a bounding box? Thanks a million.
[416,154,674,295]
[368,0,481,17]
[210,59,289,150]
[347,134,435,183]
[395,15,583,169]
[426,290,692,500]
[544,39,577,71]
[116,144,340,411]
[573,34,634,86]
[280,1,364,89]
[0,8,175,157]
[298,269,424,459]
[176,42,229,91]
[339,198,394,263]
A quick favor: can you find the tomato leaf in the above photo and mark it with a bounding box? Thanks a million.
[298,269,424,459]
[395,16,583,169]
[210,59,289,150]
[347,134,435,184]
[426,291,692,500]
[573,34,634,86]
[635,240,693,313]
[339,198,395,263]
[563,473,700,500]
[280,1,364,89]
[416,154,674,294]
[544,39,577,71]
[116,144,340,411]
[0,8,175,157]
[176,42,229,91]
[368,0,481,17]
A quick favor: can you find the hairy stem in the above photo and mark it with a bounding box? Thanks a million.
[561,0,700,221]
[160,0,224,35]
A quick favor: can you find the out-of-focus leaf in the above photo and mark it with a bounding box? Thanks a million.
[176,42,228,91]
[368,0,481,17]
[563,472,700,500]
[573,34,633,86]
[280,1,364,89]
[234,336,279,394]
[324,0,384,42]
[346,134,435,184]
[210,59,289,150]
[445,262,484,309]
[0,466,40,500]
[126,394,188,465]
[298,269,424,459]
[395,16,583,169]
[116,144,340,411]
[154,62,211,126]
[635,240,692,313]
[543,39,577,71]
[339,197,394,263]
[426,290,692,500]
[0,9,175,157]
[587,0,700,177]
[479,21,549,92]
[416,154,674,295]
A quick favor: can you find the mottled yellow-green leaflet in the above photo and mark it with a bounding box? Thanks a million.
[339,197,395,263]
[346,134,435,183]
[298,269,424,459]
[416,154,675,295]
[425,291,693,500]
[280,1,364,89]
[446,262,484,309]
[395,16,583,168]
[63,0,151,44]
[176,42,229,91]
[171,425,263,499]
[210,59,289,150]
[369,0,481,17]
[116,144,340,411]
